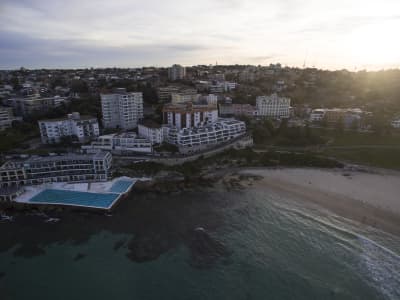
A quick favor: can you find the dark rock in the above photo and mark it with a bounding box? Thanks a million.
[74,253,86,261]
[185,228,231,269]
[13,244,46,258]
[0,272,5,279]
[113,239,126,251]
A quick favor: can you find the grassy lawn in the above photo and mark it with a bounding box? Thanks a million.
[313,129,400,146]
[322,148,400,170]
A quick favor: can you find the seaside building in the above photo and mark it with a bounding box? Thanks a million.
[101,88,143,130]
[0,106,20,131]
[82,132,152,154]
[256,94,291,118]
[0,152,112,188]
[4,95,69,117]
[165,118,246,153]
[38,112,100,144]
[162,102,218,130]
[168,64,186,81]
[138,120,164,145]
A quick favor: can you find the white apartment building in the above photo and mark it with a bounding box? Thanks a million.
[0,106,19,131]
[256,94,291,118]
[138,121,164,145]
[163,102,218,130]
[0,152,112,188]
[166,118,246,151]
[168,64,186,81]
[82,133,152,154]
[101,88,143,130]
[38,112,100,144]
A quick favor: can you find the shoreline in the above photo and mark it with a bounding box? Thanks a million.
[235,167,400,236]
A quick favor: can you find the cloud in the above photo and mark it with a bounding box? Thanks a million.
[1,0,400,69]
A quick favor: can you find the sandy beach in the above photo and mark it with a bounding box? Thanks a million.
[238,168,400,236]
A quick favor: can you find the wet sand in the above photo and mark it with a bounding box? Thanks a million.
[239,168,400,236]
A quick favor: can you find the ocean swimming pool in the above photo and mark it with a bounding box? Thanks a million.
[109,180,134,193]
[28,189,120,209]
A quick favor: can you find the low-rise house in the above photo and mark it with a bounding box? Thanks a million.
[82,132,152,154]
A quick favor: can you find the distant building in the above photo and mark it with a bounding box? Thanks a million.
[4,95,69,117]
[256,94,291,118]
[310,108,364,128]
[38,112,100,144]
[157,86,179,102]
[138,120,164,145]
[0,152,112,188]
[392,119,400,129]
[101,88,143,130]
[168,64,186,81]
[204,94,218,105]
[171,92,200,104]
[162,102,218,130]
[309,109,326,122]
[218,103,234,116]
[0,106,20,131]
[82,133,152,154]
[232,104,258,117]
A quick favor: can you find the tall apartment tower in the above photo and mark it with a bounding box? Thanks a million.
[168,64,186,81]
[101,88,143,130]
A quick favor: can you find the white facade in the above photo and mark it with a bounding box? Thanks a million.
[138,123,164,145]
[168,64,186,81]
[163,103,218,130]
[205,94,218,105]
[167,118,246,149]
[0,152,112,187]
[83,133,152,154]
[38,112,100,144]
[309,109,326,122]
[391,119,400,128]
[101,89,143,130]
[256,94,291,118]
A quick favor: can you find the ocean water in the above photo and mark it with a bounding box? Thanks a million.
[0,186,399,300]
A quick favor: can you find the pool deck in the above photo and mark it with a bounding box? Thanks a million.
[14,176,150,210]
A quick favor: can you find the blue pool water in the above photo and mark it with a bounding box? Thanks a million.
[109,180,134,193]
[28,189,120,209]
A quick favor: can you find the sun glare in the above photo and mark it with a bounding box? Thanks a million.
[347,20,400,68]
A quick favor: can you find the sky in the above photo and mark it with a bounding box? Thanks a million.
[1,0,400,70]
